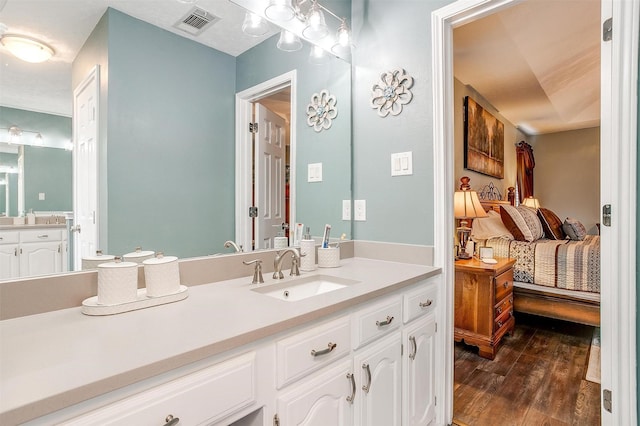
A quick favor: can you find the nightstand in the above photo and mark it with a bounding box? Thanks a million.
[454,257,516,359]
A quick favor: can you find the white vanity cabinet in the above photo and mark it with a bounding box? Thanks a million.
[0,227,67,278]
[0,231,20,280]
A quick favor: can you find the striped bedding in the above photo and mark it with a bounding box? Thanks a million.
[484,235,600,293]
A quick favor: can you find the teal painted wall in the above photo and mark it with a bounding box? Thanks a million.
[23,145,72,212]
[351,0,452,245]
[236,35,352,240]
[0,153,18,216]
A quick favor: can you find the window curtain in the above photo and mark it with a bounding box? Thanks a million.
[515,141,535,202]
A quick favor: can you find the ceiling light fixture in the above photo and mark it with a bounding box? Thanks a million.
[276,30,302,52]
[242,12,270,37]
[0,34,55,63]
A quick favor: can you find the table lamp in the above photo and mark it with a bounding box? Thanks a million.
[454,189,487,259]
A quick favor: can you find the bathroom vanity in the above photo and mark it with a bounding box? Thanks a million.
[0,251,441,426]
[0,224,68,280]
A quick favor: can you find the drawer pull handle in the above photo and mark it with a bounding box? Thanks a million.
[362,363,372,393]
[497,306,503,314]
[0,236,3,240]
[510,297,513,304]
[376,316,394,327]
[419,300,433,308]
[497,320,504,328]
[346,372,356,403]
[164,414,180,426]
[503,282,509,289]
[38,234,49,239]
[311,342,337,357]
[409,335,417,360]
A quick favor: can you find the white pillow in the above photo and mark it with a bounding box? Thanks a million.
[471,210,514,241]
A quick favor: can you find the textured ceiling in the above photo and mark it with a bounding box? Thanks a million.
[0,0,278,116]
[454,0,601,135]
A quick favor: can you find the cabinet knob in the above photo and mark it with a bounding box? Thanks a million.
[164,414,180,426]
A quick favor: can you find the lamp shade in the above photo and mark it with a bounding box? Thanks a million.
[522,197,540,209]
[454,190,488,219]
[242,12,269,37]
[277,30,302,52]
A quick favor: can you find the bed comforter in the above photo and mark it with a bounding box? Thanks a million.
[484,235,600,293]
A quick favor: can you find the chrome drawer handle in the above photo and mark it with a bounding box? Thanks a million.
[346,373,356,403]
[37,234,49,239]
[409,335,417,360]
[164,414,180,426]
[376,316,394,327]
[311,342,337,357]
[362,363,372,393]
[419,300,433,308]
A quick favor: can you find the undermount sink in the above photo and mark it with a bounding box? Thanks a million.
[252,275,360,302]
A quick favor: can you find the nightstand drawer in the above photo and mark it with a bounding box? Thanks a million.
[494,307,514,332]
[494,269,514,301]
[494,295,513,319]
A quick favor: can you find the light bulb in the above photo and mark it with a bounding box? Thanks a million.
[302,2,329,40]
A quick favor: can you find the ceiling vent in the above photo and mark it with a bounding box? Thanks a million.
[174,7,219,36]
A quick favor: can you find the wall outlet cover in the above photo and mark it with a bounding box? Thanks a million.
[354,199,366,221]
[308,163,323,182]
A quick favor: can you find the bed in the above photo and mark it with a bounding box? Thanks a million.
[467,185,600,326]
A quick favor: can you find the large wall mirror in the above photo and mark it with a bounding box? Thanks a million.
[0,0,352,280]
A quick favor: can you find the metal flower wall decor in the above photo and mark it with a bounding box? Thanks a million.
[370,68,414,117]
[306,89,338,132]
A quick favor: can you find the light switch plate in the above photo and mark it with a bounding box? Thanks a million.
[308,163,323,182]
[38,192,46,200]
[391,151,413,176]
[354,200,366,221]
[342,200,351,220]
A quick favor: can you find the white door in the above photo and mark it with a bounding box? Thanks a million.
[276,360,354,425]
[354,333,403,426]
[254,102,286,249]
[403,314,437,426]
[73,66,100,270]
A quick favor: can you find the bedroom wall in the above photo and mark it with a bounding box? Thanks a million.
[454,78,523,195]
[529,127,600,234]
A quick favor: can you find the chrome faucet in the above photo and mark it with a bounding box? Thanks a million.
[223,240,243,252]
[273,248,301,279]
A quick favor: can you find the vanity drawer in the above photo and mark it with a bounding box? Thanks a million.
[63,352,256,426]
[20,229,63,243]
[403,280,438,324]
[494,269,514,301]
[0,231,19,245]
[276,315,351,389]
[352,295,402,349]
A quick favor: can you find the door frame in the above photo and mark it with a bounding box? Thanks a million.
[235,70,297,252]
[432,0,638,424]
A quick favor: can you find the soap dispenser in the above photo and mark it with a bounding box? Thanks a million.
[299,227,317,271]
[26,209,36,225]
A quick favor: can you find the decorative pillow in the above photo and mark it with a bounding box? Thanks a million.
[471,210,514,241]
[563,217,587,241]
[537,208,566,240]
[500,205,534,242]
[516,205,545,240]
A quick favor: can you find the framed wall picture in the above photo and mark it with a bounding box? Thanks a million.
[463,96,505,179]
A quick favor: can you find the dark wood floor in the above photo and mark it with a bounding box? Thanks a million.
[453,313,601,426]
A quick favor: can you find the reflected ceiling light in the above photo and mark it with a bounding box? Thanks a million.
[35,133,44,146]
[302,1,329,40]
[331,18,352,55]
[0,34,54,63]
[265,0,295,21]
[277,30,302,52]
[242,12,270,37]
[8,125,22,144]
[308,45,329,65]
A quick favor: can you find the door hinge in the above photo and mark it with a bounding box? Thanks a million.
[602,204,612,227]
[249,206,258,218]
[603,17,612,42]
[603,389,612,413]
[273,413,280,426]
[249,122,258,133]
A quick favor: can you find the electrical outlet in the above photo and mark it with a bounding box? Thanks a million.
[342,200,351,220]
[38,192,45,200]
[354,200,366,221]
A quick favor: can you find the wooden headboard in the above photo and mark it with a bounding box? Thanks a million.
[458,176,515,213]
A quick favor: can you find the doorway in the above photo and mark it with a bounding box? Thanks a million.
[432,0,638,424]
[236,71,297,252]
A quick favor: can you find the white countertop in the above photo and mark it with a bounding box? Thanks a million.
[0,223,66,230]
[0,257,440,424]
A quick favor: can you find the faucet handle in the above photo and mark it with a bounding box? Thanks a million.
[290,255,301,276]
[243,259,264,284]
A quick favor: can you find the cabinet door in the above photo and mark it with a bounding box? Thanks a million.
[403,314,437,426]
[19,241,62,277]
[0,244,20,279]
[276,359,354,426]
[353,332,402,426]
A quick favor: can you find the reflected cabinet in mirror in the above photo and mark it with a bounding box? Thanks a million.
[0,0,352,280]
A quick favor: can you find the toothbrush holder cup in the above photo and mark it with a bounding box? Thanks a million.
[317,246,340,268]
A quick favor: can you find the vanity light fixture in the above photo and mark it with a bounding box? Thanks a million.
[0,34,55,63]
[242,12,270,37]
[308,45,329,65]
[277,30,302,52]
[265,0,295,21]
[3,125,46,147]
[331,18,352,55]
[301,1,329,41]
[35,133,44,146]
